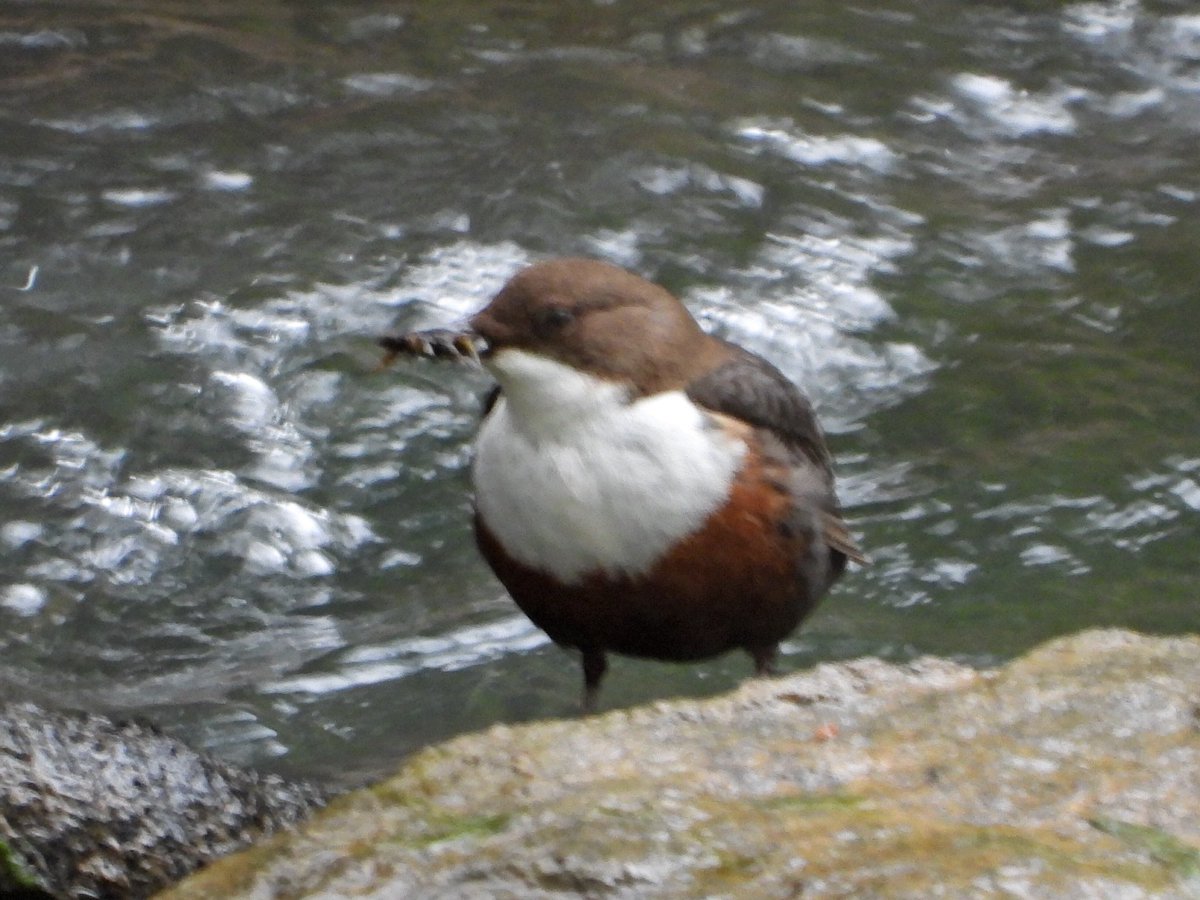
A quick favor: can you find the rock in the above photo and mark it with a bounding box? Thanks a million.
[0,703,326,899]
[159,629,1200,899]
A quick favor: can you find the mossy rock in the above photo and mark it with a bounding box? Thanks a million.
[161,629,1200,899]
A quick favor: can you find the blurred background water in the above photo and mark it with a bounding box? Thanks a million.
[0,0,1196,785]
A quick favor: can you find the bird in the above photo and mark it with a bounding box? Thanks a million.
[384,257,864,711]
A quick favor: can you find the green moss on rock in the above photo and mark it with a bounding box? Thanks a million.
[1090,817,1200,879]
[160,629,1200,899]
[0,837,52,899]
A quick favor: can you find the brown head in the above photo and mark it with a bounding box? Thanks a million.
[469,258,726,396]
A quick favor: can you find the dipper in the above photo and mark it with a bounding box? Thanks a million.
[385,258,864,710]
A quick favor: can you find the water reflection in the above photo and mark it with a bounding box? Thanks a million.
[0,0,1197,782]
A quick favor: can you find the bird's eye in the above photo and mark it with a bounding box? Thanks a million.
[535,306,575,334]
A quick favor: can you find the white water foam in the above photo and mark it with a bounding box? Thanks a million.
[947,73,1082,138]
[735,119,898,173]
[263,614,549,695]
[687,223,934,433]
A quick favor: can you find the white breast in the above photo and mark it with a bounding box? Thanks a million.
[472,349,745,583]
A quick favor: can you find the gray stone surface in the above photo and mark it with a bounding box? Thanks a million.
[0,703,326,899]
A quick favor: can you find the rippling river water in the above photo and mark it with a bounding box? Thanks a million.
[1,1,1197,783]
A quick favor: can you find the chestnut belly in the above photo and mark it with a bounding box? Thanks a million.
[475,468,836,662]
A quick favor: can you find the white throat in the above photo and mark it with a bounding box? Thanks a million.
[473,348,746,583]
[483,347,632,441]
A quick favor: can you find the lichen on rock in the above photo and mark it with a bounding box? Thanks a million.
[160,629,1200,899]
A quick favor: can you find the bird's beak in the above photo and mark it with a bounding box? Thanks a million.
[468,309,512,359]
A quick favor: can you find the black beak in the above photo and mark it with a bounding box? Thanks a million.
[468,310,511,359]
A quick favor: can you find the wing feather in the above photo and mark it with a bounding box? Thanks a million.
[685,344,866,566]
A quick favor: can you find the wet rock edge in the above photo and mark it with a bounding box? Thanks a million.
[0,703,327,899]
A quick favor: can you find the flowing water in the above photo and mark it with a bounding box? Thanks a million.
[1,0,1197,784]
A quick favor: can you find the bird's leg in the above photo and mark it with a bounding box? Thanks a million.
[749,645,779,678]
[581,649,608,714]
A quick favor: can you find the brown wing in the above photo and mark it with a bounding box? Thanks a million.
[685,344,867,567]
[685,343,833,472]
